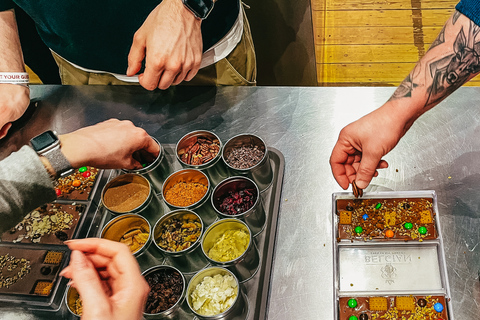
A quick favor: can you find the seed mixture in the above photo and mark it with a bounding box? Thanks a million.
[7,204,80,243]
[156,216,201,252]
[0,254,31,288]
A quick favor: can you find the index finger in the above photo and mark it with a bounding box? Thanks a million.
[65,238,140,275]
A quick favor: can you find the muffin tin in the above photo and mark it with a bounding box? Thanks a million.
[85,140,285,319]
[332,190,454,320]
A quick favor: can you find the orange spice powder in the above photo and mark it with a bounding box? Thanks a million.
[164,181,207,207]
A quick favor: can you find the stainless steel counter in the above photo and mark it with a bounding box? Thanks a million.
[0,85,479,319]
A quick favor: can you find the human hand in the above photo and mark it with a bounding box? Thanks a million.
[127,0,203,90]
[0,84,30,139]
[59,238,149,320]
[330,105,408,190]
[59,119,160,169]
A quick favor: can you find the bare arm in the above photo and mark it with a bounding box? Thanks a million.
[0,9,30,139]
[330,10,480,189]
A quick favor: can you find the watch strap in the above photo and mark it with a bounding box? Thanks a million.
[43,148,74,178]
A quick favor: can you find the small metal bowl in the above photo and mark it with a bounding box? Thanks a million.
[123,136,172,193]
[142,265,186,319]
[175,130,228,186]
[222,133,273,193]
[186,267,246,319]
[65,286,82,318]
[101,214,152,257]
[162,169,216,225]
[211,176,266,237]
[201,219,260,283]
[152,209,208,273]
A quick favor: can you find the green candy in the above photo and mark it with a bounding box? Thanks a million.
[79,166,87,173]
[375,203,382,209]
[418,226,427,235]
[354,226,363,234]
[404,222,413,230]
[347,299,358,308]
[349,316,358,320]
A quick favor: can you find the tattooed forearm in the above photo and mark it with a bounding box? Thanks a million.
[389,10,480,108]
[425,21,480,107]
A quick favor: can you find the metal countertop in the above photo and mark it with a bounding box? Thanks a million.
[0,85,478,319]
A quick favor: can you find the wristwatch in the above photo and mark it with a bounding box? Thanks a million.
[182,0,214,20]
[30,130,74,178]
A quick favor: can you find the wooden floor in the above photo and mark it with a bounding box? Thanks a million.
[312,0,480,86]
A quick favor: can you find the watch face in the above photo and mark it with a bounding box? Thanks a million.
[30,131,59,153]
[184,0,214,19]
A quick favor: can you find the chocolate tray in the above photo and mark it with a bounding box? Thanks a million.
[332,190,454,320]
[84,144,285,320]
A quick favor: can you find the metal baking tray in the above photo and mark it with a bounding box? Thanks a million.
[83,144,285,320]
[332,190,454,320]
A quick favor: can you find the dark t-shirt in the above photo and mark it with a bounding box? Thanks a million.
[0,0,239,74]
[457,0,480,26]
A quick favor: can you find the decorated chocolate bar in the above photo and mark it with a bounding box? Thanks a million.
[336,198,437,241]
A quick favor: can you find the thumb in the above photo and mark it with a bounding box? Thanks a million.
[355,151,384,189]
[69,250,110,317]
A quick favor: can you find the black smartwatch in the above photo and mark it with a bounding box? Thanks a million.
[30,130,74,178]
[182,0,214,20]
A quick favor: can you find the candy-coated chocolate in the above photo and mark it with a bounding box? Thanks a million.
[362,214,368,220]
[55,188,62,196]
[434,302,444,312]
[349,316,358,320]
[418,226,427,235]
[82,171,91,178]
[72,180,82,187]
[385,230,394,238]
[375,203,382,209]
[417,298,427,307]
[404,222,413,230]
[347,299,357,308]
[354,226,363,234]
[78,166,87,173]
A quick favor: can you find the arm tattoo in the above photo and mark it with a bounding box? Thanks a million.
[389,73,417,101]
[429,26,445,50]
[426,23,480,107]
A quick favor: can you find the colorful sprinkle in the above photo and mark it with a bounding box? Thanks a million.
[418,226,427,235]
[78,166,87,173]
[347,298,357,308]
[404,222,413,230]
[354,226,363,234]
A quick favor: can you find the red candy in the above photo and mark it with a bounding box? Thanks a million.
[55,188,62,196]
[82,171,91,178]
